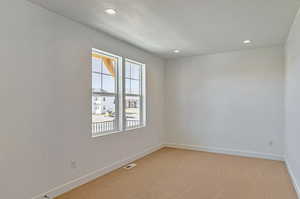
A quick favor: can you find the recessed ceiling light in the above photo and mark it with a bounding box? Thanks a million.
[173,49,180,53]
[105,8,117,15]
[243,40,251,44]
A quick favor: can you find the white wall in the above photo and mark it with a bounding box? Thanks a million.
[0,1,165,199]
[165,46,285,158]
[285,8,300,196]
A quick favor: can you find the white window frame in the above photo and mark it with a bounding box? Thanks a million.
[123,58,146,130]
[91,49,146,137]
[92,48,123,137]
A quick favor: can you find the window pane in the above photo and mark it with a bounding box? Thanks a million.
[131,63,140,80]
[125,96,140,128]
[92,72,101,92]
[92,57,102,73]
[92,95,116,134]
[131,80,140,95]
[102,60,115,75]
[102,74,115,93]
[125,78,131,94]
[125,62,131,78]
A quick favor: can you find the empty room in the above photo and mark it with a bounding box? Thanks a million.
[2,0,300,199]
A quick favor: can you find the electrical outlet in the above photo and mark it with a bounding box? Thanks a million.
[70,160,77,169]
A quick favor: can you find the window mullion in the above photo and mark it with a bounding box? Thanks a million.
[101,60,103,90]
[115,59,119,132]
[122,58,126,131]
[139,65,143,126]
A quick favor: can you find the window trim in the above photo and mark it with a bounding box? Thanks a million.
[92,48,123,137]
[124,58,146,130]
[91,49,146,138]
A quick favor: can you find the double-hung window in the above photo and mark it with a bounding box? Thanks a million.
[92,49,122,136]
[124,59,146,129]
[92,49,146,137]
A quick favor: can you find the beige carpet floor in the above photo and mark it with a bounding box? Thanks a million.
[55,147,297,199]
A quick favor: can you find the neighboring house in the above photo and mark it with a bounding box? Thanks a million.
[92,89,115,115]
[126,98,138,108]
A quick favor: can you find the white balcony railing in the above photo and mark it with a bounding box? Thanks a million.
[126,120,140,128]
[92,120,115,134]
[92,119,140,135]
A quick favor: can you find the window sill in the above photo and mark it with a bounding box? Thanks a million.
[92,130,122,138]
[92,125,146,138]
[124,125,146,132]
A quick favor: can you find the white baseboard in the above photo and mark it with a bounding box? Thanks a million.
[285,159,300,199]
[32,144,164,199]
[32,143,285,199]
[165,143,284,161]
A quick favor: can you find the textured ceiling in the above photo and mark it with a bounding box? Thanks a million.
[29,0,300,58]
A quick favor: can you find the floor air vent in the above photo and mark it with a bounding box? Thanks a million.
[124,163,136,170]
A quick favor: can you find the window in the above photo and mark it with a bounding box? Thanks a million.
[124,59,146,129]
[92,49,122,136]
[92,49,146,137]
